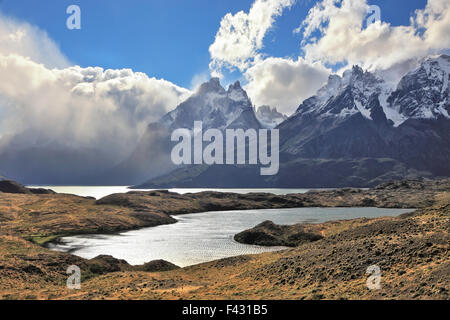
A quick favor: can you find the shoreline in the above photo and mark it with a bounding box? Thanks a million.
[1,179,444,246]
[0,178,448,299]
[48,207,415,267]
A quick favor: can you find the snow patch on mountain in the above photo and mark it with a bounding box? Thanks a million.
[255,105,288,128]
[227,81,249,103]
[161,78,259,132]
[354,100,372,120]
[295,54,450,126]
[388,55,450,122]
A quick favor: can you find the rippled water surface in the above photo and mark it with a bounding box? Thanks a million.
[49,207,413,267]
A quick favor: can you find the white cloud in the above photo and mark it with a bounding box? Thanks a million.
[0,12,70,68]
[0,54,190,161]
[0,15,191,165]
[209,0,295,75]
[415,0,450,48]
[298,0,450,71]
[244,57,330,114]
[190,72,211,90]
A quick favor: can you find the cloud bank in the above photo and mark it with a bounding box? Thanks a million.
[0,14,190,166]
[0,13,70,68]
[0,54,190,161]
[244,57,330,114]
[299,0,450,71]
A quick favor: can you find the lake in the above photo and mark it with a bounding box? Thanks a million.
[48,207,414,267]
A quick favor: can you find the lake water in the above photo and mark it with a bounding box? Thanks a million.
[48,207,414,267]
[27,186,319,200]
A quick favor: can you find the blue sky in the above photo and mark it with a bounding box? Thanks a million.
[0,0,428,88]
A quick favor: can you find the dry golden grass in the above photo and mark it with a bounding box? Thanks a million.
[0,180,448,300]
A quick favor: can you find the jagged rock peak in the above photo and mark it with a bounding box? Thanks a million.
[343,65,382,85]
[227,80,250,103]
[228,80,242,91]
[197,77,226,94]
[352,65,364,75]
[256,105,288,129]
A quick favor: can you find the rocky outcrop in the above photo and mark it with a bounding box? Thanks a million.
[86,255,180,274]
[0,180,32,194]
[0,180,55,195]
[242,197,449,300]
[87,255,132,274]
[234,220,323,247]
[133,178,450,213]
[136,260,180,272]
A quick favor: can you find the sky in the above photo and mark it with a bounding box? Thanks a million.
[0,0,449,164]
[0,0,429,88]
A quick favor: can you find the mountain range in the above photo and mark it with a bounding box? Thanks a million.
[0,55,449,187]
[135,54,450,188]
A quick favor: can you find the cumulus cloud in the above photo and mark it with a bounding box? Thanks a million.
[209,0,295,76]
[415,0,450,48]
[244,57,330,114]
[0,12,70,68]
[299,0,450,71]
[234,0,450,115]
[190,72,211,90]
[0,15,191,166]
[0,54,190,161]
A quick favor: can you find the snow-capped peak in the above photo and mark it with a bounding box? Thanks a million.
[197,77,226,95]
[297,65,385,121]
[295,55,449,126]
[255,105,288,129]
[227,80,249,103]
[161,78,257,131]
[388,54,450,122]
